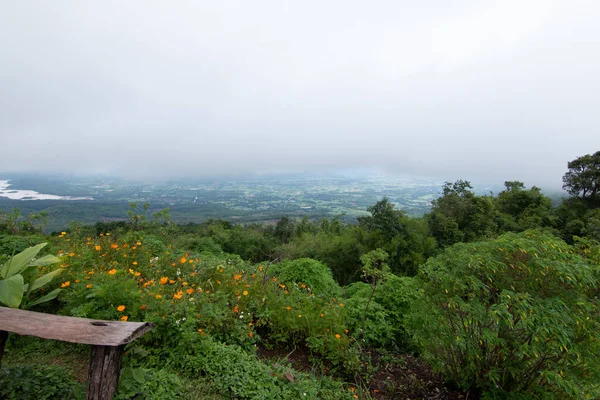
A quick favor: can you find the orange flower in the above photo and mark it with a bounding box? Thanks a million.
[173,290,183,299]
[108,269,117,275]
[69,252,75,257]
[339,303,344,307]
[95,245,101,251]
[61,281,70,288]
[86,284,93,289]
[249,332,253,338]
[335,334,341,339]
[134,272,141,277]
[233,274,242,281]
[180,257,187,264]
[286,306,291,311]
[320,313,324,317]
[155,294,162,299]
[111,243,119,249]
[117,305,126,312]
[259,265,263,271]
[233,305,239,313]
[159,277,169,285]
[120,315,128,322]
[186,288,194,294]
[301,283,306,289]
[140,305,147,310]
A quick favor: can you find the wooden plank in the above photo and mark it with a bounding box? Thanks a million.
[87,345,124,400]
[0,306,154,346]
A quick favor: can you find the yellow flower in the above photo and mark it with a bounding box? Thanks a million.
[132,261,138,265]
[129,268,135,274]
[120,315,128,322]
[86,284,93,289]
[298,314,302,318]
[243,290,248,296]
[134,272,141,277]
[61,281,70,288]
[61,231,67,235]
[259,265,263,271]
[108,269,117,275]
[136,241,142,246]
[339,303,344,307]
[155,294,162,299]
[105,232,110,236]
[117,305,126,312]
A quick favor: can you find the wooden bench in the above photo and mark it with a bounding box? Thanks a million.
[0,306,155,400]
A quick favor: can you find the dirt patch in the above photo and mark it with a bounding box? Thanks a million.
[367,352,475,400]
[257,343,313,372]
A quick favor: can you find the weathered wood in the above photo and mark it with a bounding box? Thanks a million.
[87,345,124,400]
[0,306,154,346]
[0,330,8,367]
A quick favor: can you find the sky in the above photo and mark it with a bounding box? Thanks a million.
[1,1,599,188]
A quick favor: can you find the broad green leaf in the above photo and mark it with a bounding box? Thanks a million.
[30,254,61,267]
[26,288,61,308]
[26,268,63,296]
[1,243,47,279]
[0,274,25,308]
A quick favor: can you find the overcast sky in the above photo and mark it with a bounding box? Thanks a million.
[1,1,599,188]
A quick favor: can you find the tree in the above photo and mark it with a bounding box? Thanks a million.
[562,151,600,203]
[428,180,497,247]
[495,181,555,231]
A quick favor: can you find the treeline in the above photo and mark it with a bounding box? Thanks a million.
[3,152,598,288]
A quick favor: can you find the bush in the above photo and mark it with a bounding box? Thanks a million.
[116,367,185,400]
[0,365,84,400]
[270,258,341,299]
[408,230,600,398]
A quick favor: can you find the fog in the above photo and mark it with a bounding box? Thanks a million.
[1,0,599,188]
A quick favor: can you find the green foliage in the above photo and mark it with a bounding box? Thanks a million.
[408,230,600,398]
[495,181,556,232]
[359,198,437,275]
[562,150,600,203]
[116,367,186,400]
[0,365,84,400]
[428,180,498,247]
[270,258,341,298]
[0,242,63,309]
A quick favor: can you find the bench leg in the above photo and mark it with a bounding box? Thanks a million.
[87,345,124,400]
[0,330,7,368]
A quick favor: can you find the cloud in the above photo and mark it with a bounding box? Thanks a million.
[1,0,599,187]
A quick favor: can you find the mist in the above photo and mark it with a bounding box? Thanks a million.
[1,0,599,188]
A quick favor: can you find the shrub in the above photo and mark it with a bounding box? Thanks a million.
[270,258,341,298]
[408,230,600,398]
[0,365,84,400]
